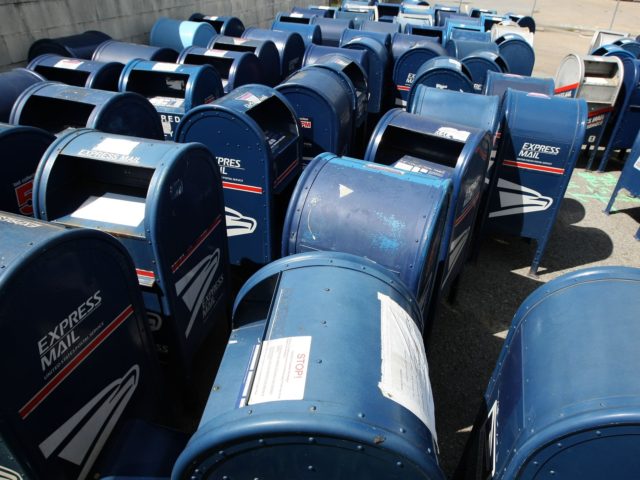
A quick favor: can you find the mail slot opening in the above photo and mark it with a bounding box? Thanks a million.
[17,96,96,132]
[232,272,279,326]
[409,27,444,42]
[281,16,312,25]
[28,64,90,86]
[374,125,465,167]
[125,70,189,100]
[43,155,153,235]
[213,42,256,54]
[245,97,298,157]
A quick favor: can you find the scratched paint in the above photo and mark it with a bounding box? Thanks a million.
[566,171,640,208]
[370,211,406,251]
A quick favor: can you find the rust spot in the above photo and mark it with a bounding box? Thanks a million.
[374,435,386,445]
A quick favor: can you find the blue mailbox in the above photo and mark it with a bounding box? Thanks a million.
[292,6,332,17]
[360,19,402,35]
[341,34,390,114]
[486,90,587,275]
[480,13,507,31]
[376,2,401,22]
[176,47,262,93]
[450,29,492,42]
[242,27,305,78]
[27,54,123,90]
[605,131,640,240]
[118,60,223,140]
[591,43,636,60]
[150,17,216,52]
[404,25,445,43]
[483,71,555,97]
[271,21,323,47]
[554,54,623,169]
[596,58,640,171]
[462,52,509,92]
[274,12,316,24]
[28,30,111,61]
[392,33,447,106]
[33,129,230,379]
[434,5,460,26]
[334,9,375,29]
[0,213,164,480]
[9,82,164,139]
[407,56,474,94]
[207,35,281,87]
[189,14,245,37]
[365,109,491,295]
[172,251,444,480]
[175,84,302,266]
[281,154,450,319]
[341,27,392,50]
[445,38,499,58]
[470,8,496,18]
[0,124,54,216]
[0,68,44,123]
[444,17,483,43]
[276,66,354,163]
[311,17,355,46]
[613,37,640,57]
[462,266,640,479]
[495,33,535,75]
[91,40,178,64]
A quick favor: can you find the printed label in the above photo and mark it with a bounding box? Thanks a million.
[378,292,437,442]
[71,193,146,227]
[149,96,185,108]
[394,160,446,177]
[13,175,34,216]
[299,117,312,129]
[92,138,139,156]
[151,62,179,72]
[517,142,560,160]
[248,336,312,405]
[54,58,83,70]
[204,49,226,56]
[435,127,469,142]
[0,213,40,228]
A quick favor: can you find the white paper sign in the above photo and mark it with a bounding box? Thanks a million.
[93,138,139,156]
[71,193,146,227]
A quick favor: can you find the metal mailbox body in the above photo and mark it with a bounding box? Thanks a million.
[507,13,536,33]
[28,30,111,61]
[176,47,262,93]
[360,19,402,35]
[591,43,636,60]
[554,54,623,169]
[365,109,490,293]
[242,27,305,78]
[150,18,216,52]
[495,33,535,75]
[276,66,354,162]
[462,52,508,93]
[483,71,555,97]
[118,60,223,140]
[91,40,178,64]
[208,35,281,86]
[605,131,640,239]
[32,129,230,377]
[334,9,375,29]
[310,17,354,46]
[443,18,483,43]
[597,58,640,171]
[189,14,245,37]
[271,21,322,47]
[392,33,447,106]
[10,81,164,139]
[282,153,450,317]
[468,266,640,479]
[445,39,499,59]
[588,30,629,53]
[27,54,123,90]
[407,56,474,96]
[613,37,640,57]
[175,84,302,266]
[480,13,507,32]
[171,251,444,480]
[486,90,587,275]
[490,24,534,46]
[0,123,54,216]
[0,68,44,123]
[0,212,160,480]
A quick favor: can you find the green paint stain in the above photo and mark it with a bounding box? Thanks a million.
[566,171,640,208]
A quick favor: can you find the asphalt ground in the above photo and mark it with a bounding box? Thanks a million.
[427,1,640,475]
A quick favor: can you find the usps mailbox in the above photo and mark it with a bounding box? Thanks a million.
[242,27,305,78]
[277,66,354,162]
[483,71,555,97]
[507,13,536,33]
[605,132,640,240]
[596,58,640,171]
[444,17,483,43]
[0,213,162,480]
[28,30,111,61]
[360,19,402,35]
[176,47,262,93]
[365,109,490,295]
[480,13,507,31]
[0,124,54,216]
[486,90,587,275]
[271,21,322,47]
[470,8,496,18]
[341,27,391,50]
[172,251,444,480]
[490,23,534,47]
[462,266,640,479]
[403,25,444,42]
[27,54,123,90]
[292,6,331,17]
[445,39,499,59]
[613,37,640,57]
[462,52,509,92]
[0,68,44,123]
[434,5,460,26]
[555,54,623,169]
[207,35,281,87]
[175,84,302,266]
[341,34,390,114]
[591,43,636,60]
[408,56,474,95]
[91,40,178,64]
[281,154,449,319]
[33,129,230,378]
[274,12,316,24]
[588,30,629,54]
[189,14,245,37]
[118,60,223,140]
[334,9,375,29]
[150,17,216,52]
[310,17,354,46]
[495,33,535,75]
[9,82,164,139]
[392,33,447,106]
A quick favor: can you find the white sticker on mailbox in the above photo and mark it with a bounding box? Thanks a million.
[93,138,139,156]
[378,292,437,443]
[248,336,312,405]
[634,157,640,171]
[151,62,179,72]
[54,58,83,70]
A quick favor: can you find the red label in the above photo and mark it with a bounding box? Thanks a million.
[14,179,34,216]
